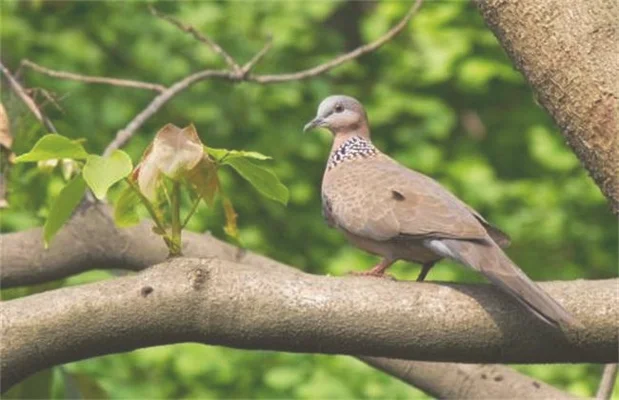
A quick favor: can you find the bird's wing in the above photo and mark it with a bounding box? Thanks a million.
[322,156,490,242]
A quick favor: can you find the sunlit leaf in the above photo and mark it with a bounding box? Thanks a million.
[14,134,88,162]
[153,124,204,178]
[44,175,86,247]
[222,196,238,238]
[135,124,204,201]
[206,147,271,162]
[224,157,288,205]
[186,157,219,205]
[83,150,133,199]
[113,184,142,227]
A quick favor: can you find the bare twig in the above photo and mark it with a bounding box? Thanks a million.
[241,35,273,76]
[103,69,232,156]
[149,6,242,74]
[0,60,57,133]
[27,87,67,114]
[597,364,618,400]
[29,0,424,157]
[21,60,166,93]
[251,0,423,83]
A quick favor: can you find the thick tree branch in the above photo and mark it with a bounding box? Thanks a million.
[0,204,606,397]
[359,357,576,399]
[2,256,616,392]
[0,203,286,287]
[475,0,619,213]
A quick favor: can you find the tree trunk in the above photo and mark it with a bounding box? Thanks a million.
[475,0,619,213]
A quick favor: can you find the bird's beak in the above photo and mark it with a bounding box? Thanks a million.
[303,117,325,133]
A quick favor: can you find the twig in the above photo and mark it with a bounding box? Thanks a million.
[0,60,57,133]
[103,69,232,156]
[150,6,242,74]
[27,87,67,114]
[251,0,423,83]
[597,364,618,400]
[21,60,166,93]
[31,0,424,156]
[241,35,273,76]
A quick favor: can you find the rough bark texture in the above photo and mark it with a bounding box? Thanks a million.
[1,256,617,391]
[0,203,285,288]
[0,204,595,398]
[475,0,619,213]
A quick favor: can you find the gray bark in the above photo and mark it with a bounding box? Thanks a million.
[1,255,617,391]
[360,357,577,399]
[0,204,595,398]
[475,0,619,213]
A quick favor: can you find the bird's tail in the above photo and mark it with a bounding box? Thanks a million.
[438,238,582,329]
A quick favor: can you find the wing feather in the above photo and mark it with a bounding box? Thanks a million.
[322,156,492,242]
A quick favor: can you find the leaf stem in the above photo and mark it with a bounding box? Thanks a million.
[169,180,182,256]
[181,196,202,230]
[125,178,170,244]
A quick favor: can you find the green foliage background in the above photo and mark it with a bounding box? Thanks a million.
[1,0,617,398]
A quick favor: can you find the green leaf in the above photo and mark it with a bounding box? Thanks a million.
[14,134,89,162]
[83,150,133,199]
[206,147,271,162]
[224,157,288,205]
[44,175,86,247]
[114,184,142,227]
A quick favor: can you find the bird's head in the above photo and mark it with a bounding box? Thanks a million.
[303,95,369,138]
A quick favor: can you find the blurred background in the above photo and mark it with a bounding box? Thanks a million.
[1,0,617,398]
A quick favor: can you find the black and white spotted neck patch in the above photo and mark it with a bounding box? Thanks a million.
[327,136,377,170]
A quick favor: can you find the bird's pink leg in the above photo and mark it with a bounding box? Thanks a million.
[351,258,395,278]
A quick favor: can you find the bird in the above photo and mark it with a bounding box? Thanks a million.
[304,94,581,329]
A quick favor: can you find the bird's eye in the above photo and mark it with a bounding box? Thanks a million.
[334,104,344,113]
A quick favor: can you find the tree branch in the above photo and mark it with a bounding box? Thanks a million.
[18,0,422,156]
[597,364,618,400]
[0,60,57,133]
[241,35,273,76]
[0,204,606,397]
[359,357,576,399]
[250,0,423,83]
[2,256,616,392]
[102,69,232,156]
[20,60,166,92]
[474,0,619,213]
[149,6,242,74]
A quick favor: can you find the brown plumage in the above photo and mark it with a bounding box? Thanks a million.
[304,95,581,329]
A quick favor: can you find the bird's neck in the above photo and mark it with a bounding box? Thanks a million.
[327,134,377,170]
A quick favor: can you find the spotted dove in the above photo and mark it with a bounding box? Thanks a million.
[304,95,580,329]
